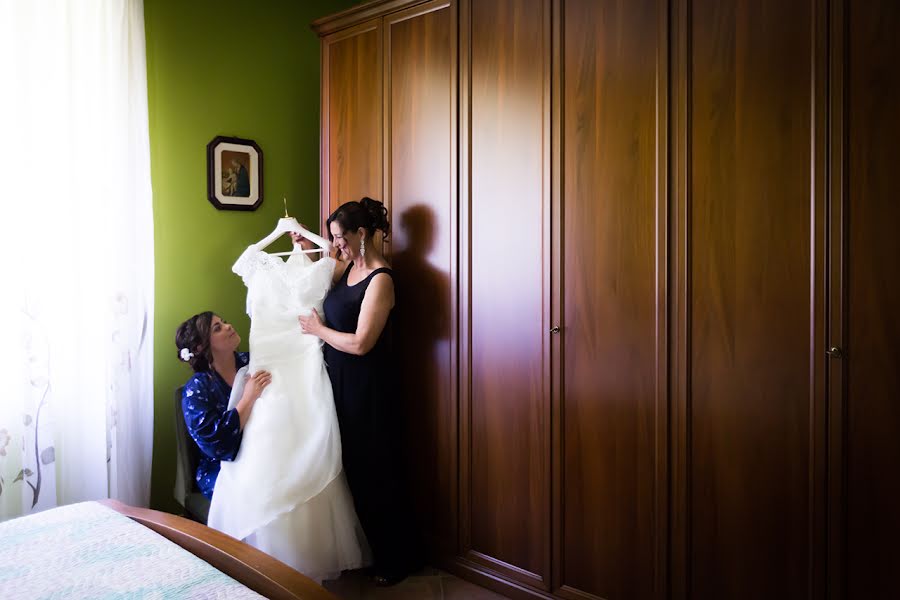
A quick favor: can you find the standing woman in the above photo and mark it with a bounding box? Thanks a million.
[297,197,419,586]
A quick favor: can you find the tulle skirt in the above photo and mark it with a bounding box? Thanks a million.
[243,471,371,583]
[208,324,371,582]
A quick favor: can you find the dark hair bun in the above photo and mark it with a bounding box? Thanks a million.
[360,196,390,238]
[174,311,214,373]
[326,197,391,243]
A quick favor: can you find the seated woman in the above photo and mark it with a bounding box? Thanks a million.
[175,311,270,499]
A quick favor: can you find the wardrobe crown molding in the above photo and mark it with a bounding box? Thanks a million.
[311,0,433,35]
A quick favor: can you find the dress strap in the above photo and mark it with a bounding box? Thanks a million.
[354,267,393,294]
[342,264,392,289]
[338,260,353,285]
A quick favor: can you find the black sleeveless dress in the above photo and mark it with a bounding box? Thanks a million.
[323,261,417,577]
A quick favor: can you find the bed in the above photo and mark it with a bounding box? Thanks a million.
[0,499,338,599]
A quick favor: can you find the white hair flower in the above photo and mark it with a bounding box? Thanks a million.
[180,348,194,362]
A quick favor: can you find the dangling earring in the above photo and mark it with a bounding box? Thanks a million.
[360,237,366,258]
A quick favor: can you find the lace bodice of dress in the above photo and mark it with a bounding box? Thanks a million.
[232,246,335,321]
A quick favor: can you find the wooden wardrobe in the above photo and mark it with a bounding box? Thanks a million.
[312,1,900,599]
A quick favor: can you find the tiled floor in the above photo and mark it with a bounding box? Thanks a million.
[323,567,510,599]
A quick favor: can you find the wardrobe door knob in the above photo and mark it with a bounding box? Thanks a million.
[826,346,843,359]
[550,326,561,334]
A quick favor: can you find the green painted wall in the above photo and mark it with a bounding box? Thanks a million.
[144,0,360,512]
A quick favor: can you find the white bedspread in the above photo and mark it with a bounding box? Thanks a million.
[0,501,265,599]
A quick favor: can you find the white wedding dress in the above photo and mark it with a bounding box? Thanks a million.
[207,247,370,582]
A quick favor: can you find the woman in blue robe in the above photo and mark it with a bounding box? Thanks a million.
[175,311,271,499]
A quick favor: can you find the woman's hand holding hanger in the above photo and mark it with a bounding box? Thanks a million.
[289,228,316,251]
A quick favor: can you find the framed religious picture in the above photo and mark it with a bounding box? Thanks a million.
[206,136,263,211]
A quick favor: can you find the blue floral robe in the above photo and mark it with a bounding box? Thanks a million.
[181,352,249,499]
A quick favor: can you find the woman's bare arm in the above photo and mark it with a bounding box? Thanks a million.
[299,273,394,355]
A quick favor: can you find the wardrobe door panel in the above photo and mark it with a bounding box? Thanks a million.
[384,0,458,560]
[844,1,900,597]
[684,1,821,598]
[321,20,382,229]
[465,0,550,587]
[559,0,663,598]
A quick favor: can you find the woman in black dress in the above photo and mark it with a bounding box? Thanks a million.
[297,197,418,586]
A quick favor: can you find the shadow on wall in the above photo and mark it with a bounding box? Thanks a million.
[391,204,452,553]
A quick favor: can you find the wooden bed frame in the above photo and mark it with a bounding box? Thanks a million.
[99,499,338,600]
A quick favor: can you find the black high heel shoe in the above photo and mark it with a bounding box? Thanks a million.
[373,571,407,587]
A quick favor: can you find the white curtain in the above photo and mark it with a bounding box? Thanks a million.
[0,0,154,519]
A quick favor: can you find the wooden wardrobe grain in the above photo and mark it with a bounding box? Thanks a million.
[842,1,900,598]
[557,0,665,598]
[463,0,551,588]
[680,0,824,598]
[383,0,459,561]
[314,1,900,598]
[320,19,383,229]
